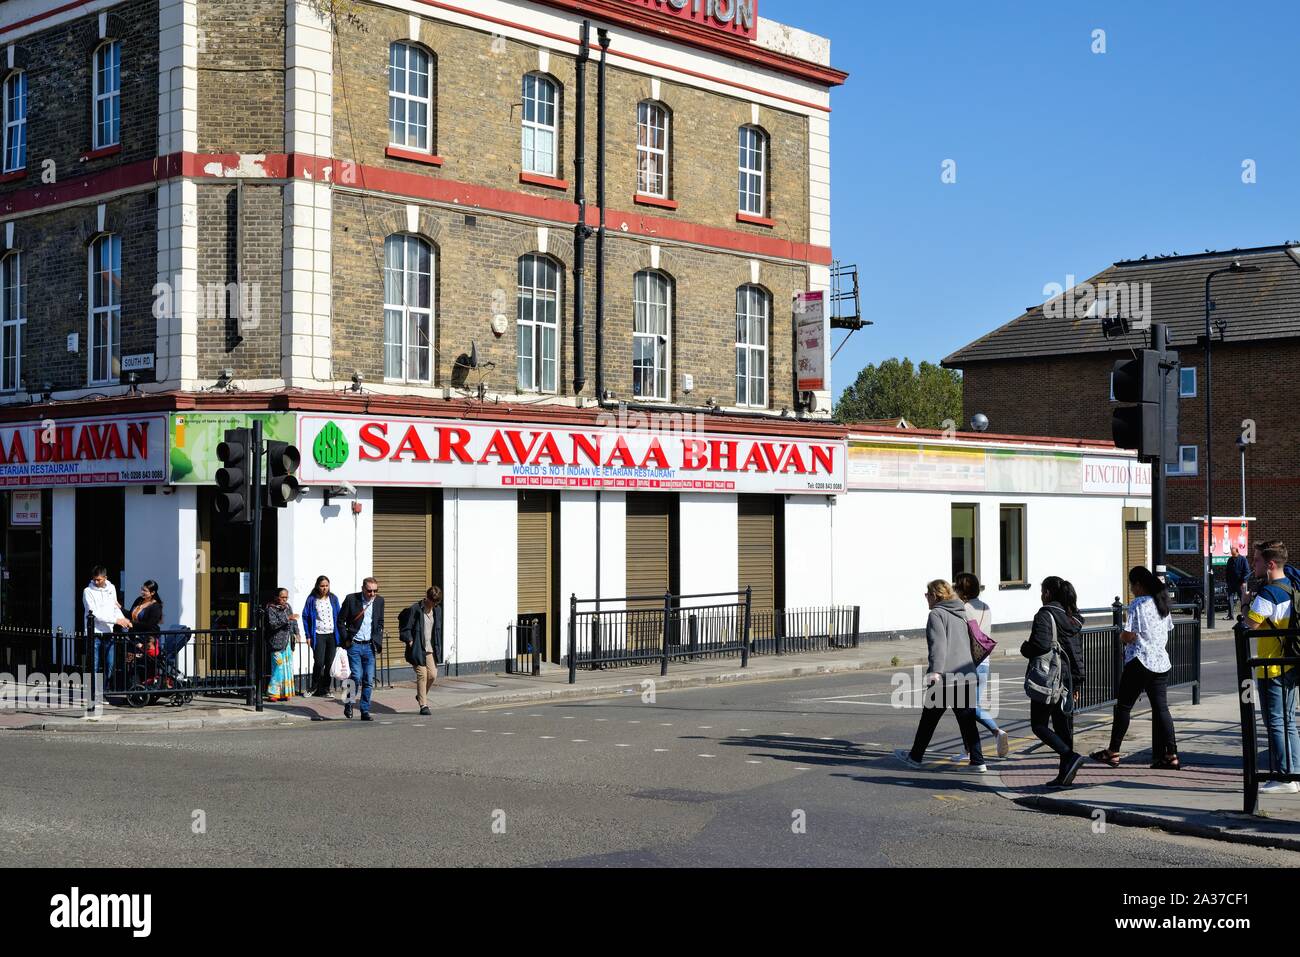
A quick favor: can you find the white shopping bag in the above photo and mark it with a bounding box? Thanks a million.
[330,647,350,681]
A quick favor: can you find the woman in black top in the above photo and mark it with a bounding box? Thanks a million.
[126,581,164,684]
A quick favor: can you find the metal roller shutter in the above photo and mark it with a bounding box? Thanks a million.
[738,495,777,613]
[626,494,671,609]
[517,491,551,617]
[373,489,434,640]
[1124,521,1148,601]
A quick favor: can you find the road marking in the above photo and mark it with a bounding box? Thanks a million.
[737,728,752,732]
[746,760,762,764]
[660,722,673,726]
[529,713,542,717]
[698,754,716,758]
[698,725,712,729]
[563,716,575,720]
[571,739,588,743]
[616,743,631,748]
[596,718,608,722]
[653,748,669,752]
[794,766,810,771]
[499,732,515,735]
[539,736,555,739]
[471,729,486,733]
[381,721,394,725]
[443,727,456,730]
[627,720,641,724]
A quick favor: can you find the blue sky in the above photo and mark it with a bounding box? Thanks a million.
[758,1,1300,400]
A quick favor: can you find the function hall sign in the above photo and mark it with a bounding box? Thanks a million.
[0,414,168,487]
[298,414,845,495]
[624,0,758,38]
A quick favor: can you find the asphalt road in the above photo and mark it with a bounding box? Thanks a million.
[0,643,1289,867]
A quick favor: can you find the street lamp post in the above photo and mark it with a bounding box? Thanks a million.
[1237,433,1247,518]
[1203,260,1260,631]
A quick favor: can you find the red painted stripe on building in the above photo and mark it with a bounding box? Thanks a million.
[0,150,833,264]
[414,0,837,112]
[0,0,98,35]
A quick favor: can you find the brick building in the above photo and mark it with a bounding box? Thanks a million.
[0,0,859,666]
[944,243,1300,591]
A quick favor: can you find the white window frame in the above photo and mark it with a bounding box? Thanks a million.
[633,270,671,401]
[383,234,434,384]
[1179,366,1197,398]
[1108,370,1115,402]
[521,73,558,177]
[388,42,433,152]
[1165,445,1198,476]
[636,101,669,198]
[2,71,26,173]
[87,234,121,385]
[516,254,559,393]
[738,125,767,216]
[735,284,768,408]
[92,40,121,150]
[0,251,23,392]
[1166,523,1199,554]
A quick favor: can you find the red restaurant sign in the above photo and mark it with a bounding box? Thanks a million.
[298,414,845,495]
[0,414,168,487]
[623,0,758,39]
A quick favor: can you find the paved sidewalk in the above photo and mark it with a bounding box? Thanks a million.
[0,636,935,732]
[991,692,1300,851]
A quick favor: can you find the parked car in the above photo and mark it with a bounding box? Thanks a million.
[1163,564,1229,612]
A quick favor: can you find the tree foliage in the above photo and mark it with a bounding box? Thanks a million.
[834,358,963,430]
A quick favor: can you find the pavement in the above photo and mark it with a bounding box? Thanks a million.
[7,628,1300,854]
[991,690,1300,852]
[0,635,935,731]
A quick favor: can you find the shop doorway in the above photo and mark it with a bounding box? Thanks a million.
[196,488,278,632]
[1123,520,1148,602]
[75,487,125,629]
[373,488,443,645]
[738,494,784,613]
[2,490,50,627]
[517,490,560,662]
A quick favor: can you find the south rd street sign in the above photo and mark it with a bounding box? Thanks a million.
[297,414,845,495]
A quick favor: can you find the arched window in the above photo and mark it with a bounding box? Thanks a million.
[636,101,670,198]
[738,125,768,216]
[0,252,24,392]
[383,234,434,383]
[735,285,769,408]
[516,254,560,393]
[633,270,671,400]
[93,40,121,150]
[521,73,558,177]
[3,71,26,173]
[388,42,434,152]
[88,234,121,384]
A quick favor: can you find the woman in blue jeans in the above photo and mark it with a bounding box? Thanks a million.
[955,573,1009,759]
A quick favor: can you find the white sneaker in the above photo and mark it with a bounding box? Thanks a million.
[893,748,925,770]
[996,730,1010,758]
[968,763,988,774]
[1259,780,1300,794]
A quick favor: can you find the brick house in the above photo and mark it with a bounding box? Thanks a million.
[944,243,1300,587]
[0,0,860,667]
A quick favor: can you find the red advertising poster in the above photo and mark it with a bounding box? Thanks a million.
[1205,519,1251,566]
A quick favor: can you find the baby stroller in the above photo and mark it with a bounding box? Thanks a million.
[124,628,196,708]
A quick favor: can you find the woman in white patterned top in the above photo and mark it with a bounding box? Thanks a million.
[1091,566,1180,770]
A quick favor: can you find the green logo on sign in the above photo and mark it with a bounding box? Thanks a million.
[313,421,349,471]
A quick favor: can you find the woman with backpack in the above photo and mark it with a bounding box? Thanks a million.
[1022,576,1087,787]
[895,579,987,773]
[955,572,1010,758]
[1090,566,1180,771]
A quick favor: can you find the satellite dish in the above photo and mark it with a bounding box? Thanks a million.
[467,341,478,369]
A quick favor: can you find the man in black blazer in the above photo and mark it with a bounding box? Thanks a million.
[339,577,384,720]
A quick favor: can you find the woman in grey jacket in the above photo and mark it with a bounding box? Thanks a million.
[895,579,988,773]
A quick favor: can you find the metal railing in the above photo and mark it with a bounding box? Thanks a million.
[568,589,753,683]
[1071,599,1202,714]
[748,606,860,657]
[0,624,259,708]
[1233,617,1300,815]
[508,618,542,676]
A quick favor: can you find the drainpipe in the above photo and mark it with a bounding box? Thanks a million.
[572,20,591,396]
[595,28,609,403]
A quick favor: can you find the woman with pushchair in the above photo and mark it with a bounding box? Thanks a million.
[124,580,164,685]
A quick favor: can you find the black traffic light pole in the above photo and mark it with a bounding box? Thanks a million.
[249,418,264,713]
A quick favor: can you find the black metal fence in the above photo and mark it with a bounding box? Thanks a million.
[568,589,753,682]
[1233,617,1300,815]
[508,618,542,676]
[1072,600,1202,715]
[0,625,258,708]
[748,606,860,657]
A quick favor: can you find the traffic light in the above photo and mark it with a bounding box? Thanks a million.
[1111,346,1179,461]
[265,440,301,507]
[215,428,253,523]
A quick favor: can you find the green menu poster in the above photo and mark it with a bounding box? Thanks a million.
[168,413,297,484]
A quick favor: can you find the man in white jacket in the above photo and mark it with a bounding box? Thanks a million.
[82,565,130,687]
